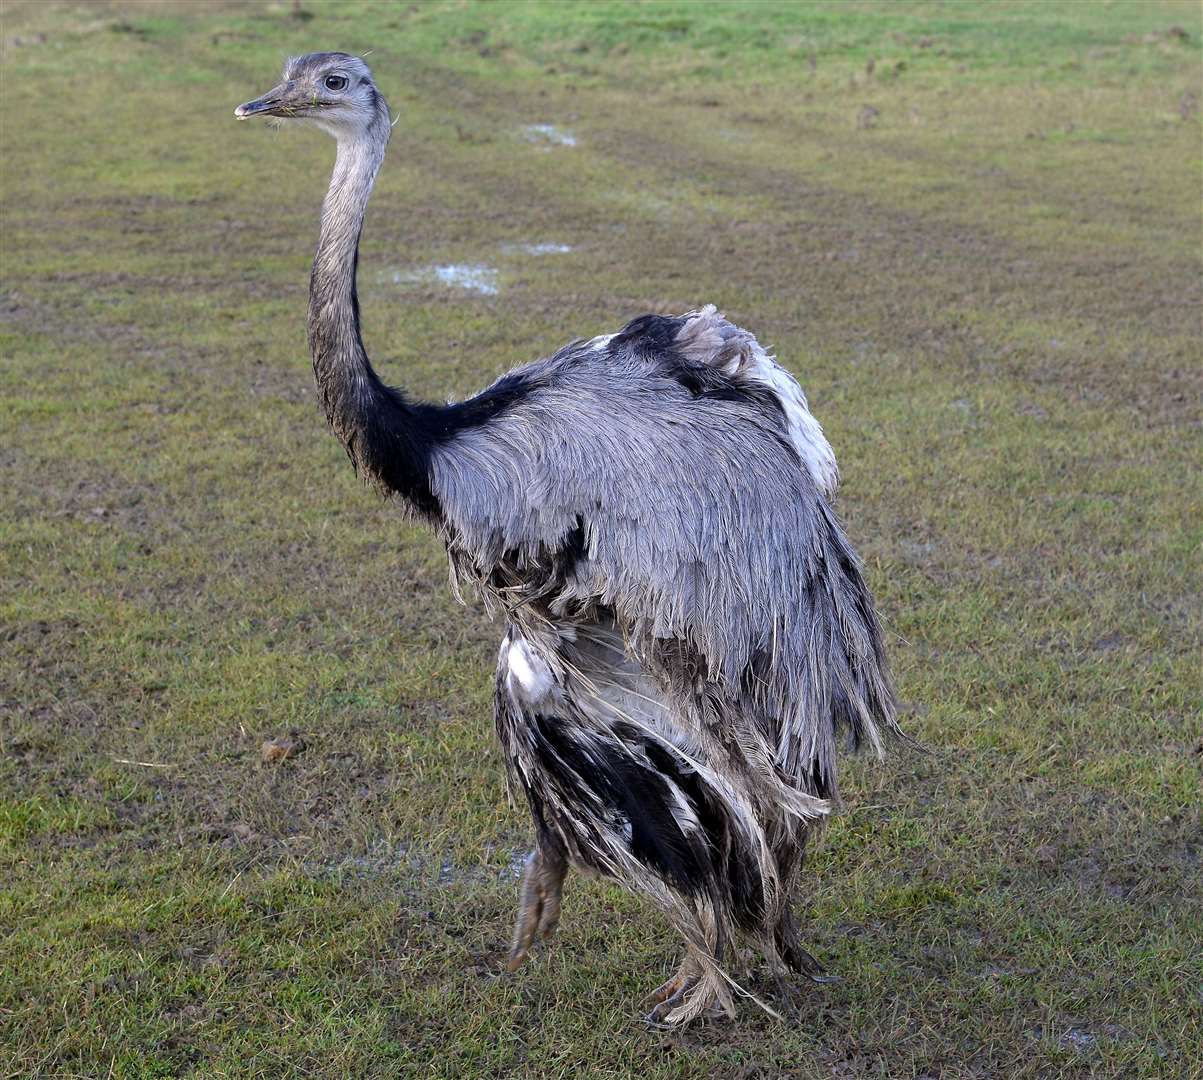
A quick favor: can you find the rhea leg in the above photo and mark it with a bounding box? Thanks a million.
[774,907,840,985]
[506,842,567,971]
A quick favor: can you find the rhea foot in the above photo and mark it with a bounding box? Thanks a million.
[643,953,732,1026]
[642,954,700,1020]
[506,845,567,971]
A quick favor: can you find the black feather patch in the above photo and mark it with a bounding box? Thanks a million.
[437,369,541,433]
[642,740,766,929]
[609,313,688,354]
[529,713,715,899]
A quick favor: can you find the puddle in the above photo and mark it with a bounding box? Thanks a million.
[501,242,573,256]
[381,263,499,295]
[430,264,498,294]
[521,123,577,147]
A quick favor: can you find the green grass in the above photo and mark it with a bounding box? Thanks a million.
[1,1,1200,1076]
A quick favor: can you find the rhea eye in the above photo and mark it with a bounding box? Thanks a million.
[324,74,348,92]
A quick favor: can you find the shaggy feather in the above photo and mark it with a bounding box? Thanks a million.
[434,310,897,798]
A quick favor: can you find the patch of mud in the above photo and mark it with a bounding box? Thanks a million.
[1025,1022,1144,1054]
[380,264,498,295]
[312,841,412,879]
[306,840,526,886]
[520,123,577,147]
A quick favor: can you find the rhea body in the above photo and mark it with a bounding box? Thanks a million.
[236,53,899,1024]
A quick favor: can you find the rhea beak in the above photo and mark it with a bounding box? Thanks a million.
[234,83,293,119]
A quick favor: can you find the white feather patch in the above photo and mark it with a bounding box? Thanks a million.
[742,341,839,498]
[506,637,556,704]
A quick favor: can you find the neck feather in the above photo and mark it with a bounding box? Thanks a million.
[307,120,439,513]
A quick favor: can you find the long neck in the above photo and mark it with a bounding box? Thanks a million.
[308,120,439,512]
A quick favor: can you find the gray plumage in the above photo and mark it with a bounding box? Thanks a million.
[236,53,901,1025]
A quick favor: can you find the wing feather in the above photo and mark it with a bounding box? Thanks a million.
[433,310,898,805]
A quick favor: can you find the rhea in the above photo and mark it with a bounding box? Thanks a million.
[235,53,899,1024]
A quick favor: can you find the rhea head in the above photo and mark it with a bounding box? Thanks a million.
[234,52,389,140]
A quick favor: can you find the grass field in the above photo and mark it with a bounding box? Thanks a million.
[2,1,1201,1076]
